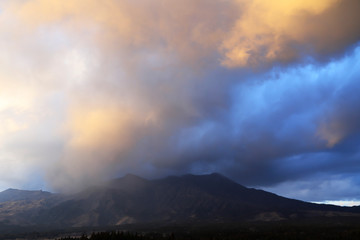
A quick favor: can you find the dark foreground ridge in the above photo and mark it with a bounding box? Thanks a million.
[0,173,359,237]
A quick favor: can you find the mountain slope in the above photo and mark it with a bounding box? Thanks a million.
[0,189,59,226]
[0,173,359,228]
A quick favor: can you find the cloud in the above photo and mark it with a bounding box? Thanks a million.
[221,0,360,67]
[8,0,360,69]
[0,0,360,199]
[264,173,360,202]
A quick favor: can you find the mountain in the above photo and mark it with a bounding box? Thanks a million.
[0,173,359,228]
[0,188,52,203]
[0,189,61,226]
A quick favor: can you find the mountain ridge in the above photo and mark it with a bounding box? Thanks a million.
[0,173,359,228]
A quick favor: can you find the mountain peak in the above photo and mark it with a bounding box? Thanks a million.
[106,173,148,191]
[3,188,18,192]
[178,172,241,186]
[180,172,229,179]
[121,173,147,181]
[208,172,227,178]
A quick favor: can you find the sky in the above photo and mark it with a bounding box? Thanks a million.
[0,0,360,205]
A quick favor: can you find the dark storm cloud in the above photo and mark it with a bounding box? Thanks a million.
[203,47,360,201]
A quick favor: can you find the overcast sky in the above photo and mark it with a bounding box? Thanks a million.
[1,0,360,205]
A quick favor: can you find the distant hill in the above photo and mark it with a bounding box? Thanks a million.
[0,188,52,203]
[0,173,359,228]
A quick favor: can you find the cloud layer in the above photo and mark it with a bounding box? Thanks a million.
[1,0,360,201]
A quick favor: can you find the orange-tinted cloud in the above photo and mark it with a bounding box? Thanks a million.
[221,0,360,67]
[7,0,360,68]
[317,120,347,148]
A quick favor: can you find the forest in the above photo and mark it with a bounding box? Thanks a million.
[55,226,360,240]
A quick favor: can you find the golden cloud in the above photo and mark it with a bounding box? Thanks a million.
[220,0,344,67]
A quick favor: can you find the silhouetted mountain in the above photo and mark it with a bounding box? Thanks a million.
[0,173,359,228]
[0,188,52,202]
